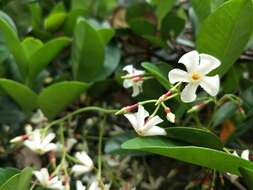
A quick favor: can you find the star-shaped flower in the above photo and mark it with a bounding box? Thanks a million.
[168,50,221,102]
[124,105,166,136]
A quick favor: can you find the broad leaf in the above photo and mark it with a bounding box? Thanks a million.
[38,81,89,119]
[196,0,253,75]
[71,18,105,82]
[0,168,19,186]
[0,79,37,112]
[28,37,71,83]
[97,28,115,45]
[142,62,171,90]
[122,136,253,175]
[240,167,253,190]
[166,127,223,149]
[21,37,43,59]
[0,15,28,77]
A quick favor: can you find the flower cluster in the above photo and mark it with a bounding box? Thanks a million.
[10,110,108,190]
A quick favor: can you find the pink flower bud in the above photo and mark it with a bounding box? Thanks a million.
[164,108,175,123]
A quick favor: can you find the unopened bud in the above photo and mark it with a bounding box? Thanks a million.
[164,108,175,123]
[116,103,139,115]
[10,134,28,143]
[132,76,143,82]
[187,102,206,113]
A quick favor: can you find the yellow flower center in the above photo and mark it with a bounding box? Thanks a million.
[191,72,202,81]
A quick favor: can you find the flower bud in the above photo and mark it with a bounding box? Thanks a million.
[187,102,206,113]
[115,103,139,115]
[10,134,28,143]
[158,91,172,102]
[164,108,175,123]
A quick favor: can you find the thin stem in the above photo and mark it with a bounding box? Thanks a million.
[97,118,105,181]
[45,107,118,130]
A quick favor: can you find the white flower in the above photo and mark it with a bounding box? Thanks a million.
[166,112,175,123]
[10,124,33,143]
[124,105,166,136]
[168,50,221,103]
[23,129,57,155]
[30,109,48,125]
[33,168,64,190]
[88,181,110,190]
[122,65,145,97]
[71,151,94,176]
[76,181,86,190]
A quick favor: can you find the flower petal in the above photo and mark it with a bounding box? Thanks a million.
[124,113,138,130]
[178,50,199,72]
[131,83,142,97]
[123,65,134,73]
[41,133,55,147]
[76,180,86,190]
[168,69,189,84]
[144,116,163,131]
[241,150,249,160]
[198,53,221,74]
[71,165,91,176]
[137,105,149,128]
[181,83,199,103]
[200,75,219,96]
[144,126,167,136]
[123,79,133,88]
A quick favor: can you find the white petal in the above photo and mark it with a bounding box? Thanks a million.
[124,113,138,130]
[41,133,55,147]
[143,126,167,136]
[166,112,176,123]
[131,83,142,97]
[78,152,93,167]
[137,105,149,128]
[76,181,86,190]
[181,83,199,103]
[43,143,57,153]
[123,65,134,73]
[178,50,199,72]
[24,140,36,151]
[123,79,133,88]
[200,75,219,96]
[72,165,92,176]
[144,116,163,131]
[232,151,239,157]
[198,53,221,74]
[241,150,250,160]
[88,181,100,190]
[168,69,189,84]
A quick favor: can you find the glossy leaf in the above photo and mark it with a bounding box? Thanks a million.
[0,15,28,77]
[21,37,43,59]
[122,136,253,175]
[97,28,115,45]
[0,168,19,186]
[142,62,171,90]
[240,167,253,190]
[0,79,37,112]
[211,102,237,127]
[28,37,71,83]
[71,18,105,82]
[38,81,89,119]
[155,0,176,26]
[166,127,223,149]
[196,0,253,75]
[129,18,156,36]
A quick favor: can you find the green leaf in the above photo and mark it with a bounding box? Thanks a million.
[0,167,32,190]
[97,28,115,45]
[0,168,19,186]
[155,0,176,27]
[211,102,237,127]
[0,14,28,77]
[71,18,105,82]
[38,81,89,119]
[28,37,71,84]
[129,18,156,36]
[28,2,42,30]
[17,167,33,190]
[191,0,212,23]
[240,167,253,190]
[141,62,171,90]
[196,0,253,75]
[21,37,43,59]
[166,127,223,149]
[44,3,67,32]
[94,45,121,81]
[161,12,185,40]
[0,79,37,112]
[122,136,253,175]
